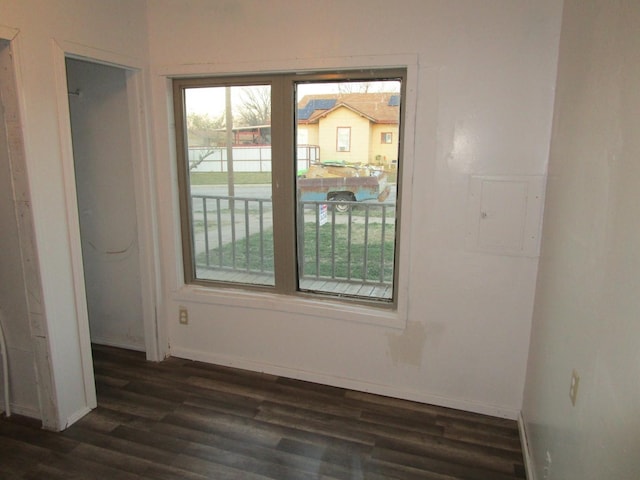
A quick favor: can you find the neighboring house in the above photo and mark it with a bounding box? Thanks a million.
[188,124,271,147]
[186,93,399,170]
[297,93,400,167]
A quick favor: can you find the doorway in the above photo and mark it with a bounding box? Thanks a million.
[66,58,146,352]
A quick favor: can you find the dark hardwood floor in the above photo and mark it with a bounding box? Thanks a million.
[0,345,526,479]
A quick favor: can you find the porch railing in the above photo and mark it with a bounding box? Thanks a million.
[191,194,273,275]
[296,200,395,287]
[191,194,395,293]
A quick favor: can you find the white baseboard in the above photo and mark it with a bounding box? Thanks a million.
[170,346,520,420]
[518,411,536,480]
[3,403,40,419]
[91,337,146,352]
[62,405,93,431]
[3,403,92,432]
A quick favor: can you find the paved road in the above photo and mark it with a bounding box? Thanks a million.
[191,184,272,201]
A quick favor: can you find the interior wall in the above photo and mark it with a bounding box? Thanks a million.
[66,58,145,351]
[523,1,640,478]
[0,0,150,429]
[0,39,40,417]
[148,0,563,418]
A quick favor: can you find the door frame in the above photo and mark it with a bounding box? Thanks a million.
[52,40,163,414]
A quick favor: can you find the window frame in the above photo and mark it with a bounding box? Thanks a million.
[172,75,284,291]
[173,69,407,309]
[381,132,393,144]
[336,126,351,152]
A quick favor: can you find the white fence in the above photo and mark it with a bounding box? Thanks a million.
[189,145,320,173]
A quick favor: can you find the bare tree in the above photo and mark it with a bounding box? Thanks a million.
[186,112,225,170]
[337,81,400,95]
[237,86,271,126]
[337,81,377,94]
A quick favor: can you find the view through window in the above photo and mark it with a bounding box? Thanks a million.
[295,80,401,300]
[174,72,403,303]
[181,84,274,286]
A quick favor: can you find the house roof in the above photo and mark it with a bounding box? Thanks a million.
[298,98,337,120]
[297,92,400,125]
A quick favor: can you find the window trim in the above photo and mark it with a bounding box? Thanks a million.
[170,65,414,316]
[172,76,284,290]
[381,132,393,144]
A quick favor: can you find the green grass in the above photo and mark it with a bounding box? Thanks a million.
[301,222,395,282]
[346,204,396,219]
[196,222,395,282]
[190,172,272,185]
[196,226,274,272]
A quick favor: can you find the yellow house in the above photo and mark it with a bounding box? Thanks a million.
[297,93,400,167]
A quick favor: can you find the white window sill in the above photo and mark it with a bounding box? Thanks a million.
[173,284,407,330]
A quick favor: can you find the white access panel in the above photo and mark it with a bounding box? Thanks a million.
[466,175,545,257]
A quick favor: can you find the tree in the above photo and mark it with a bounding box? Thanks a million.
[337,81,400,95]
[236,86,271,126]
[338,81,377,94]
[187,112,224,144]
[186,113,224,170]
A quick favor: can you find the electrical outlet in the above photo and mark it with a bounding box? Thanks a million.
[179,306,189,325]
[569,369,580,406]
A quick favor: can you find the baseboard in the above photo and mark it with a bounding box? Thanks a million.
[4,403,40,419]
[62,405,93,431]
[170,346,520,420]
[518,411,536,480]
[91,338,146,352]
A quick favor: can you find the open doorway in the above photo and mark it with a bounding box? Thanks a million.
[65,58,146,352]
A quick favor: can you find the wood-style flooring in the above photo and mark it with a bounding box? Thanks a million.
[0,345,526,479]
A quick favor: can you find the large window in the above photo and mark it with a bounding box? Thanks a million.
[173,70,404,304]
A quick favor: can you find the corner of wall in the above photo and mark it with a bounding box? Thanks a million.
[518,411,537,480]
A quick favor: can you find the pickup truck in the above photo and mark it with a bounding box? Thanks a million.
[297,161,391,212]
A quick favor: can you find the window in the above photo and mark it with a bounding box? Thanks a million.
[381,132,393,144]
[297,128,308,145]
[173,70,404,304]
[336,127,351,152]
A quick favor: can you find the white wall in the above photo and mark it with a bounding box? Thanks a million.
[0,39,40,417]
[0,0,150,429]
[523,1,640,478]
[0,0,572,432]
[66,58,145,351]
[148,0,563,418]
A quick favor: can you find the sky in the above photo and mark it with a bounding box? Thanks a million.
[185,80,400,118]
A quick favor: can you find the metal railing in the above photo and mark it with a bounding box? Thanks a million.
[191,194,395,292]
[296,200,395,287]
[191,195,273,275]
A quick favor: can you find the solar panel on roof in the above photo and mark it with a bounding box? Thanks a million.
[297,98,337,120]
[313,99,337,110]
[388,95,400,106]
